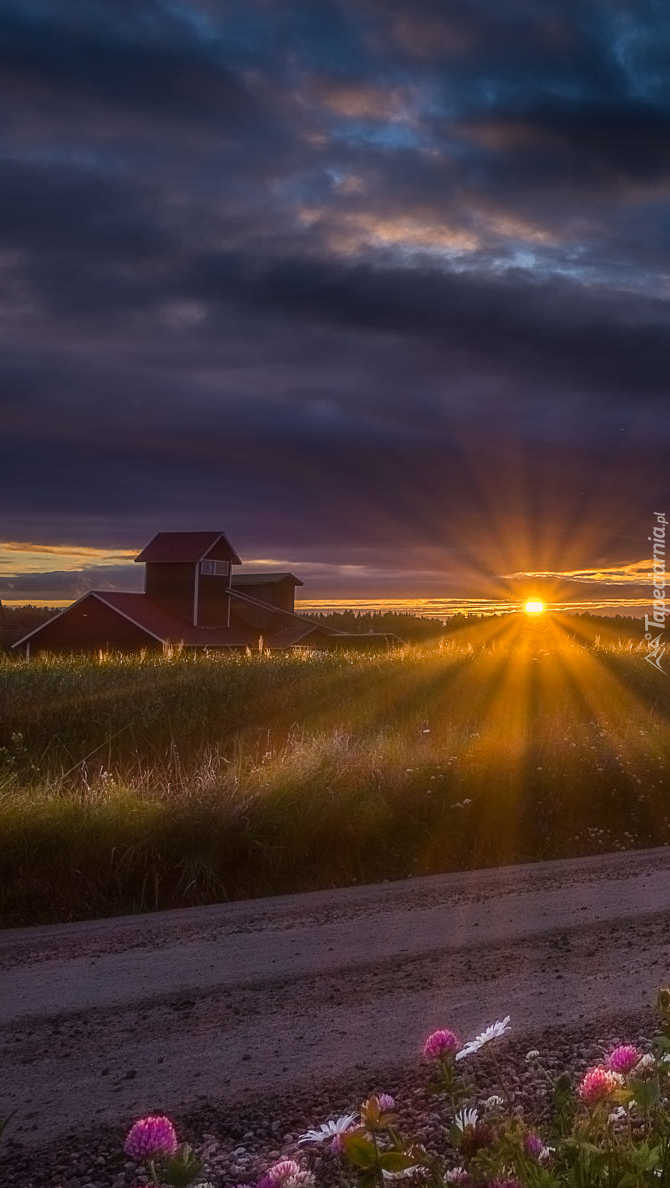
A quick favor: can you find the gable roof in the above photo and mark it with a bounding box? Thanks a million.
[135,531,241,565]
[93,592,256,646]
[11,591,257,650]
[232,572,304,587]
[227,586,333,631]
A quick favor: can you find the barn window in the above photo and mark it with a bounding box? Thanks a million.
[200,560,230,576]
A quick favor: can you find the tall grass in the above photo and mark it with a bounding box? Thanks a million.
[1,624,668,925]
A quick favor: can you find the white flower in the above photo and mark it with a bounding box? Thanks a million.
[446,1169,470,1183]
[608,1106,628,1124]
[455,1016,512,1061]
[635,1053,656,1074]
[525,1049,540,1062]
[482,1095,504,1109]
[454,1106,479,1131]
[298,1114,358,1145]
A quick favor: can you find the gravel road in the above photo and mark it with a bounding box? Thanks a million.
[2,846,670,1163]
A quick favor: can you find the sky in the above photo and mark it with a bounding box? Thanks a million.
[1,0,669,613]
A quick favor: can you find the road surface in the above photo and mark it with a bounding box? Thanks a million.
[2,847,670,1148]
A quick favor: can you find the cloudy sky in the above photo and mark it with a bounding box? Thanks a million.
[1,0,669,612]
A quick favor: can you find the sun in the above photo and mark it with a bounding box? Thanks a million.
[524,599,545,616]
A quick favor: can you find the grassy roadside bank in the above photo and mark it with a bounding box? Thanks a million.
[1,625,668,926]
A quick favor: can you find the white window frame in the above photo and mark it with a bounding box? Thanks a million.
[200,559,230,577]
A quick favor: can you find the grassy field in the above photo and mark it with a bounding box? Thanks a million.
[1,614,668,926]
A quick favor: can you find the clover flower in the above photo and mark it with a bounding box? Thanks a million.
[607,1045,640,1074]
[298,1114,357,1148]
[455,1017,511,1062]
[124,1115,178,1161]
[258,1160,314,1188]
[445,1168,470,1183]
[377,1093,396,1112]
[635,1053,656,1075]
[524,1133,551,1160]
[609,1106,628,1125]
[578,1066,623,1104]
[482,1095,504,1110]
[423,1029,461,1059]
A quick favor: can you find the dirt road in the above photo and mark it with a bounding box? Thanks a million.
[3,847,670,1149]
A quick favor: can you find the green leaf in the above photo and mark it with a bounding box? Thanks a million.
[162,1143,204,1187]
[632,1078,660,1110]
[378,1151,421,1173]
[341,1132,377,1169]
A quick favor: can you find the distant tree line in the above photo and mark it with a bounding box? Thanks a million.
[308,609,645,644]
[0,602,646,653]
[0,603,55,652]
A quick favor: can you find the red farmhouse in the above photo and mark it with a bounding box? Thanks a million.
[12,531,395,657]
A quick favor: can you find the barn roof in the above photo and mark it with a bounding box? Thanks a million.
[232,572,304,587]
[265,621,327,647]
[95,592,255,646]
[135,531,241,565]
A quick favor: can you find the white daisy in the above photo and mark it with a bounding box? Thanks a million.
[454,1106,479,1131]
[298,1113,358,1144]
[455,1016,511,1061]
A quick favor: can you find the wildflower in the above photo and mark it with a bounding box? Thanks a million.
[459,1121,494,1158]
[525,1133,551,1160]
[124,1115,178,1161]
[258,1161,314,1188]
[607,1044,640,1074]
[361,1095,393,1128]
[298,1114,357,1147]
[525,1049,540,1062]
[455,1017,511,1062]
[634,1053,656,1075]
[578,1066,623,1104]
[446,1169,470,1183]
[609,1106,628,1124]
[483,1095,504,1109]
[454,1107,479,1132]
[423,1029,461,1059]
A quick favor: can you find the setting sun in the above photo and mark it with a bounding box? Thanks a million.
[524,598,546,615]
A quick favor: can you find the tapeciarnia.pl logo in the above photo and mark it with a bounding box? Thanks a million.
[645,511,667,675]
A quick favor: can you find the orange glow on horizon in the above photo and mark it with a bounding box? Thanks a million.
[523,599,546,615]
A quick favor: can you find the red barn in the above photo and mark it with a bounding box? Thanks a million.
[11,530,397,657]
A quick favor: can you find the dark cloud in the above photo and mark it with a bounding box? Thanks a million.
[1,0,669,602]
